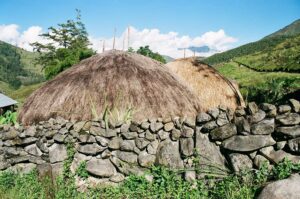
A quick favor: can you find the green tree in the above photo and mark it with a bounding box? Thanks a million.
[135,46,166,64]
[31,9,95,79]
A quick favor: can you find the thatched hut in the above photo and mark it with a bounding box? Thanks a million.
[166,58,245,111]
[19,50,203,125]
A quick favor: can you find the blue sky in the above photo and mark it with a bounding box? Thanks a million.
[0,0,299,57]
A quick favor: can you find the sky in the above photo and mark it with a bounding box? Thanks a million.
[0,0,299,58]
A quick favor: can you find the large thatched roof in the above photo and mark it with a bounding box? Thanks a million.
[166,58,245,111]
[19,50,203,125]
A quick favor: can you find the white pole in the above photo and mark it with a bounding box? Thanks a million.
[112,28,116,50]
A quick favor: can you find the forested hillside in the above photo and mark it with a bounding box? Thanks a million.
[203,19,300,72]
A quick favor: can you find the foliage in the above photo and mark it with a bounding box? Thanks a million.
[75,161,89,180]
[31,9,95,79]
[129,45,166,63]
[0,111,17,125]
[272,158,300,180]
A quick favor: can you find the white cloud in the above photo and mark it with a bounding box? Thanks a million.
[0,24,238,58]
[90,26,238,58]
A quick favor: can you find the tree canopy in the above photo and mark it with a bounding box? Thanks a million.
[31,9,95,79]
[129,46,166,64]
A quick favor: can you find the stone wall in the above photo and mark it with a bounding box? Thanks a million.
[0,99,300,187]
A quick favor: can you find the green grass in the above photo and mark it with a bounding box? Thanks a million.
[0,158,300,199]
[216,62,300,103]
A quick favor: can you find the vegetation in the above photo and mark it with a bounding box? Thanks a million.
[0,158,300,199]
[129,45,166,63]
[0,111,17,125]
[216,62,300,103]
[31,9,95,79]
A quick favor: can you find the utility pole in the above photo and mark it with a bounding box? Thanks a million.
[127,26,130,50]
[102,40,105,53]
[184,48,186,58]
[122,32,125,51]
[112,28,116,50]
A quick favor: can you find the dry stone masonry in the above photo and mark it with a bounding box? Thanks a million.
[0,99,300,187]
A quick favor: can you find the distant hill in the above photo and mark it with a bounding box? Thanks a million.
[162,55,175,63]
[203,19,300,72]
[0,41,44,92]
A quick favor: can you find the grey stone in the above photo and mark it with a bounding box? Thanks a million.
[122,131,138,139]
[208,108,220,119]
[276,125,300,138]
[116,151,138,164]
[120,140,135,151]
[36,139,49,153]
[249,151,257,159]
[110,173,125,183]
[24,126,36,137]
[217,111,229,126]
[129,123,139,132]
[2,129,18,141]
[235,117,250,133]
[70,152,92,173]
[150,122,164,132]
[86,157,116,177]
[185,170,196,182]
[145,130,156,141]
[202,121,218,132]
[8,163,36,174]
[108,137,123,150]
[120,124,130,133]
[251,118,275,135]
[181,126,194,138]
[235,107,246,117]
[278,105,292,114]
[156,139,184,169]
[138,151,156,167]
[171,129,181,141]
[276,141,287,150]
[195,129,227,171]
[158,130,169,140]
[184,117,195,128]
[110,156,145,176]
[196,112,212,124]
[49,143,67,163]
[254,155,270,169]
[222,135,276,152]
[248,102,259,114]
[289,99,300,113]
[77,143,106,155]
[95,136,109,147]
[140,121,150,130]
[78,134,96,143]
[101,149,112,158]
[164,122,174,132]
[180,138,194,156]
[147,140,159,155]
[276,113,300,125]
[135,138,150,150]
[53,133,67,143]
[229,153,252,172]
[25,144,42,156]
[73,121,86,133]
[249,110,266,123]
[258,174,300,199]
[288,138,300,153]
[260,146,300,164]
[210,123,237,141]
[260,103,277,117]
[20,137,37,145]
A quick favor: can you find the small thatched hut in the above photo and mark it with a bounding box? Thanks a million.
[19,50,203,125]
[166,58,245,111]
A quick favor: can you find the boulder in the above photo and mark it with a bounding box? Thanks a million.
[110,173,125,183]
[260,146,300,164]
[135,138,150,150]
[77,143,106,155]
[289,99,300,113]
[288,138,300,153]
[278,105,291,114]
[260,103,277,117]
[276,126,300,138]
[248,102,259,114]
[164,122,174,132]
[138,151,156,168]
[171,129,181,141]
[249,110,266,123]
[86,157,116,177]
[181,126,194,138]
[116,151,138,164]
[222,135,276,152]
[258,174,300,199]
[157,130,169,140]
[140,121,150,130]
[276,113,300,125]
[147,140,159,155]
[49,143,68,163]
[150,122,164,132]
[210,123,237,141]
[216,111,229,126]
[208,108,220,119]
[120,140,135,151]
[24,144,42,156]
[78,134,96,143]
[202,121,218,132]
[254,155,270,169]
[108,137,123,150]
[228,153,252,172]
[235,117,250,133]
[156,139,184,169]
[196,112,212,124]
[53,133,67,143]
[179,138,194,156]
[251,118,275,135]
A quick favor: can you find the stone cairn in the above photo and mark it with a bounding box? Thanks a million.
[0,99,300,188]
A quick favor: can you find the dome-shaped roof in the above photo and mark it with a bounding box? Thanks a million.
[19,50,202,124]
[166,58,245,111]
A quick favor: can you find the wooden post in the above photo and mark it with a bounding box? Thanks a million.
[102,40,105,53]
[184,48,186,58]
[112,28,116,50]
[127,26,130,50]
[122,32,125,51]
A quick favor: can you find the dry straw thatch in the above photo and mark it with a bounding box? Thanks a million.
[19,50,203,125]
[166,58,245,111]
